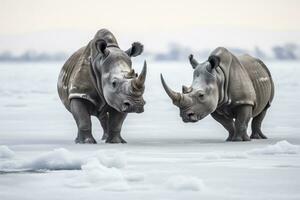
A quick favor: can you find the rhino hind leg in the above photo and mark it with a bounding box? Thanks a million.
[105,107,127,144]
[211,112,235,141]
[232,105,252,142]
[251,108,268,139]
[98,113,109,140]
[70,99,97,144]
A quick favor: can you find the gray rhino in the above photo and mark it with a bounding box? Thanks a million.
[161,47,274,141]
[57,29,147,144]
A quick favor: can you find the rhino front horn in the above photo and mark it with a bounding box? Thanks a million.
[133,61,147,89]
[160,74,181,105]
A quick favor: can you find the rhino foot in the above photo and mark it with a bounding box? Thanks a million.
[251,131,267,139]
[259,132,268,139]
[226,134,234,141]
[231,134,251,142]
[75,136,97,144]
[250,132,262,139]
[101,133,109,140]
[231,136,243,142]
[106,136,127,144]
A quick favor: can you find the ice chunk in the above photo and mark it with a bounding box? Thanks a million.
[1,148,83,171]
[81,158,124,183]
[248,140,300,155]
[66,158,130,191]
[165,175,205,191]
[0,146,15,159]
[125,172,145,182]
[96,151,127,169]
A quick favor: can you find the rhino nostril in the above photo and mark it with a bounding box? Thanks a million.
[187,111,195,119]
[123,101,131,108]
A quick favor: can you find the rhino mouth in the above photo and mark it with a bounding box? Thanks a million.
[121,105,144,113]
[120,98,145,113]
[180,109,206,123]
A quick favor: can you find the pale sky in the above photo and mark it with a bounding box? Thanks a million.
[0,0,299,53]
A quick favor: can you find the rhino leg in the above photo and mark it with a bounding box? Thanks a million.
[70,99,97,144]
[98,113,109,140]
[251,108,268,139]
[211,112,235,141]
[232,105,252,142]
[106,107,127,144]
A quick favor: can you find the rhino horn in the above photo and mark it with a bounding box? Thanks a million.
[160,74,182,105]
[132,61,147,89]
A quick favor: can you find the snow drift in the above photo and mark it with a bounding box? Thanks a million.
[248,140,300,155]
[0,145,15,159]
[165,175,205,191]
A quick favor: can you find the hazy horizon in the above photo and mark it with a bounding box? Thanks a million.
[1,0,300,54]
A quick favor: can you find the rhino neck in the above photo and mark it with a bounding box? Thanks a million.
[216,62,231,108]
[89,53,107,110]
[210,47,233,108]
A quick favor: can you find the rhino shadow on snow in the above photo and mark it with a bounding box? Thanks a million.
[57,29,147,144]
[161,47,274,142]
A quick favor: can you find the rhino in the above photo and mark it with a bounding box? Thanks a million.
[161,47,274,141]
[57,29,147,144]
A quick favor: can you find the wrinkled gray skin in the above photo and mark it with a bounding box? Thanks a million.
[161,47,274,142]
[57,29,147,144]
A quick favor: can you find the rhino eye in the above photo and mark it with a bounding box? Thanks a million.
[112,81,117,88]
[198,92,205,99]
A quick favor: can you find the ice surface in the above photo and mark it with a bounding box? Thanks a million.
[0,61,300,200]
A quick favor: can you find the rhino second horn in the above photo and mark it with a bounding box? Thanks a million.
[134,61,147,88]
[160,74,181,105]
[182,85,192,94]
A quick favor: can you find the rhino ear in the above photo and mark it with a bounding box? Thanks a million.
[189,54,199,69]
[125,42,144,57]
[95,39,108,56]
[208,55,220,70]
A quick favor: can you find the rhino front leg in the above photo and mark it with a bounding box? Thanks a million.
[232,105,252,142]
[251,108,268,139]
[106,108,127,144]
[211,112,235,141]
[98,112,109,140]
[70,99,96,144]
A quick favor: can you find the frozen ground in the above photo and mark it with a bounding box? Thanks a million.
[0,60,300,200]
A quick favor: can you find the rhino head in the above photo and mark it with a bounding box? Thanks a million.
[91,39,146,113]
[161,54,221,122]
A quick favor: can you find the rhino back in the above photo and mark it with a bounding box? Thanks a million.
[238,55,274,116]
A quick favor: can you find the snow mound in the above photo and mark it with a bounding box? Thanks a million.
[96,151,127,168]
[67,158,130,191]
[0,146,15,158]
[248,140,300,155]
[22,148,83,170]
[165,175,205,191]
[81,158,124,183]
[0,148,83,171]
